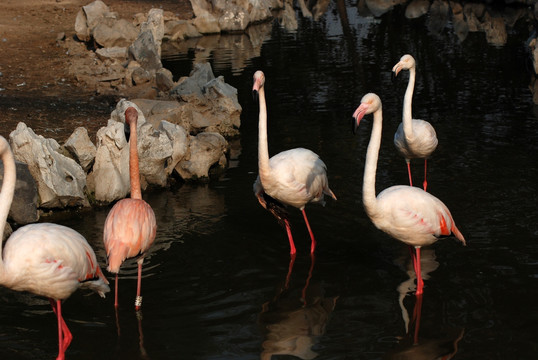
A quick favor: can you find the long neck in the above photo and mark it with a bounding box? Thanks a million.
[362,108,383,216]
[0,139,16,266]
[257,85,272,183]
[129,120,142,200]
[402,66,415,136]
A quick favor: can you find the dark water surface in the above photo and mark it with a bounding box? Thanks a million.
[2,1,538,359]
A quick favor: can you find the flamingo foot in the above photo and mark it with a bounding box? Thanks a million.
[406,161,413,187]
[114,273,119,308]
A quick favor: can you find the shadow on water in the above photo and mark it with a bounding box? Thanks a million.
[2,0,538,359]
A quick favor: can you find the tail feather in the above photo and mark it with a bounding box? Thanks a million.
[451,224,466,246]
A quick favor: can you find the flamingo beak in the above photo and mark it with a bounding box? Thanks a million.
[252,78,261,101]
[124,124,131,142]
[252,89,259,102]
[351,104,368,135]
[392,63,402,80]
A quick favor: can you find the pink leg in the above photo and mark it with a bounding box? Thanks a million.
[301,209,316,254]
[414,247,424,295]
[423,159,428,192]
[412,292,423,345]
[284,253,297,289]
[406,161,413,187]
[135,258,144,310]
[114,273,119,308]
[284,219,296,255]
[49,299,72,360]
[302,253,316,304]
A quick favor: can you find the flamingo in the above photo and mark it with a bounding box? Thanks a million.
[352,93,465,295]
[103,107,157,310]
[252,70,336,255]
[0,135,109,360]
[392,54,438,191]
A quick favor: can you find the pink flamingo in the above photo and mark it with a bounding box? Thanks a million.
[392,54,438,191]
[103,107,157,310]
[352,93,465,295]
[0,136,109,360]
[252,70,336,254]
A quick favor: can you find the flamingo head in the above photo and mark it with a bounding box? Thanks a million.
[352,93,381,134]
[392,54,416,77]
[124,107,138,142]
[252,70,265,101]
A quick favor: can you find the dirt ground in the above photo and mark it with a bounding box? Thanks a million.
[0,0,193,140]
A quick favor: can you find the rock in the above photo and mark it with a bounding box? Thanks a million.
[64,127,97,172]
[190,0,222,34]
[9,122,89,209]
[95,46,128,62]
[87,120,130,203]
[0,161,39,224]
[165,20,202,41]
[128,30,163,72]
[111,98,147,125]
[155,68,175,92]
[137,123,174,187]
[177,132,228,179]
[74,0,110,42]
[249,0,274,23]
[159,121,189,175]
[141,8,165,56]
[93,19,138,48]
[131,66,152,85]
[405,0,430,19]
[218,5,251,32]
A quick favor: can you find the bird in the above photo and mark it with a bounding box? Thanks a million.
[352,93,465,295]
[252,70,336,255]
[392,54,438,191]
[103,107,157,310]
[0,135,109,360]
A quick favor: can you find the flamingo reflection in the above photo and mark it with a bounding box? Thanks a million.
[385,248,464,359]
[259,254,338,359]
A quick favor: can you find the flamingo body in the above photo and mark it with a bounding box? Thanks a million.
[253,147,333,210]
[252,70,336,254]
[392,54,438,190]
[370,185,464,248]
[352,93,464,295]
[103,106,157,310]
[3,223,109,299]
[103,198,156,273]
[0,135,108,360]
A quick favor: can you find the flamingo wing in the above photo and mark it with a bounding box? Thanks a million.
[103,198,157,273]
[3,223,110,300]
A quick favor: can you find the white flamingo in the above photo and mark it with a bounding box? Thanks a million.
[392,54,438,191]
[352,93,465,295]
[0,135,109,360]
[252,70,336,254]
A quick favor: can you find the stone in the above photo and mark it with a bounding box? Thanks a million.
[218,6,251,32]
[141,8,165,56]
[64,127,97,172]
[95,46,128,62]
[131,66,152,85]
[159,121,189,175]
[128,30,163,72]
[93,18,138,48]
[405,0,430,19]
[74,0,110,42]
[136,123,174,187]
[165,20,202,41]
[9,122,89,209]
[176,132,228,179]
[0,161,39,224]
[155,67,175,92]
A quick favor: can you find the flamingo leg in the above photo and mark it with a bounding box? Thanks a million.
[284,253,297,289]
[423,158,428,192]
[406,160,413,187]
[412,293,423,345]
[284,219,297,255]
[301,209,316,254]
[302,253,316,305]
[114,273,119,308]
[49,299,72,360]
[414,246,424,295]
[135,258,144,310]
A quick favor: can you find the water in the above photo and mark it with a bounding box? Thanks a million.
[2,1,538,359]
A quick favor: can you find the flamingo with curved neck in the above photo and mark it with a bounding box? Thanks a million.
[352,93,465,295]
[103,107,157,310]
[392,54,438,191]
[0,136,109,360]
[252,70,336,254]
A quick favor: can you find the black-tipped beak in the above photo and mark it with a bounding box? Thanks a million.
[352,116,359,135]
[124,124,131,142]
[252,89,259,102]
[391,71,396,83]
